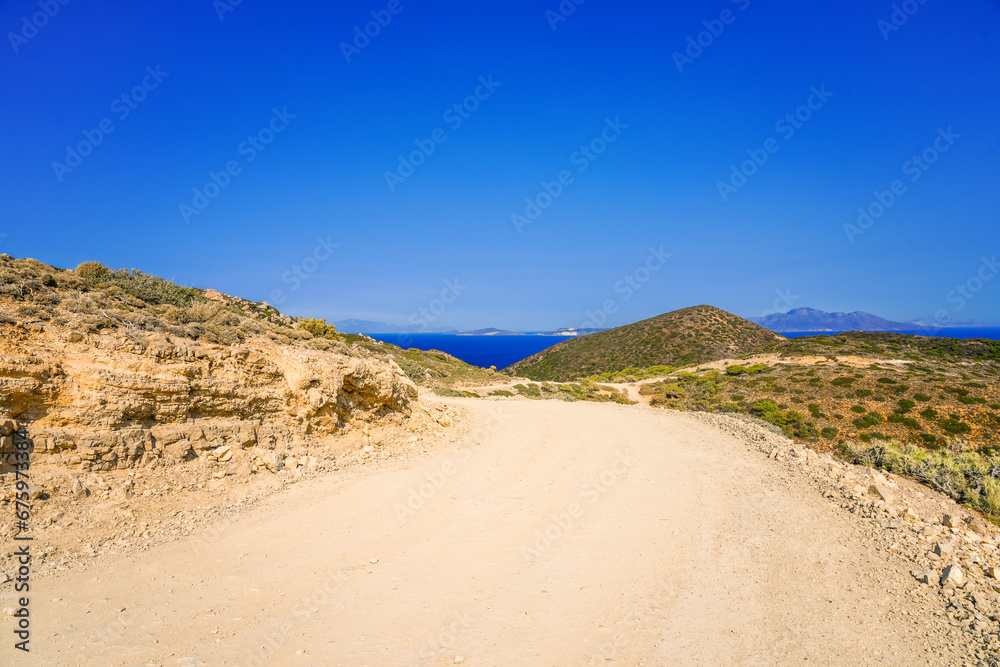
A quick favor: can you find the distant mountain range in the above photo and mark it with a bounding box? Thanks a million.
[333,319,604,336]
[747,307,986,332]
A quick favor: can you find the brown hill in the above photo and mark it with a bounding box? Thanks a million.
[506,305,784,381]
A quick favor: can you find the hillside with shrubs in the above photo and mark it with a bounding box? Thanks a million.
[506,305,784,381]
[0,255,494,387]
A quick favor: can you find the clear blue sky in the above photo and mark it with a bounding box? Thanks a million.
[2,0,998,329]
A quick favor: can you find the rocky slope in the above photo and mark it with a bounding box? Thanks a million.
[0,325,417,477]
[0,255,422,479]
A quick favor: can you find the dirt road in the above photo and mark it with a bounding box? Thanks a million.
[20,400,953,665]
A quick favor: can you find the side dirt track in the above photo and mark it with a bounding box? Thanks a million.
[8,399,1000,666]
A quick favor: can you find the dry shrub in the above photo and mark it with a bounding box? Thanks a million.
[185,302,220,323]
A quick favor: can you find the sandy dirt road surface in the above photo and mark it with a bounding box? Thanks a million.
[15,400,951,666]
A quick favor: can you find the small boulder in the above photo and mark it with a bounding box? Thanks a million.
[941,514,962,528]
[0,418,16,436]
[259,451,284,473]
[70,478,88,499]
[190,437,217,451]
[227,450,254,478]
[149,424,186,447]
[971,592,993,613]
[933,543,957,561]
[235,424,257,448]
[911,569,933,585]
[111,479,134,500]
[164,440,193,461]
[965,516,991,537]
[940,564,966,588]
[868,484,898,514]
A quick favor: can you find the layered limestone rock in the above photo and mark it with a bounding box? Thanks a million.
[0,324,418,473]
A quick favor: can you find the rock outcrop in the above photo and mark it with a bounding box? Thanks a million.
[0,323,418,474]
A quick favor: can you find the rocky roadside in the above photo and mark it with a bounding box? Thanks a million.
[689,410,1000,667]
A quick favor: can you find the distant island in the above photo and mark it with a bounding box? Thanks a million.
[747,307,986,332]
[334,319,604,337]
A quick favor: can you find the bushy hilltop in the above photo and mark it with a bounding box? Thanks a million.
[506,305,784,381]
[0,255,490,477]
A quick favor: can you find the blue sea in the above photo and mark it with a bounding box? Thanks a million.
[781,328,1000,340]
[365,333,565,369]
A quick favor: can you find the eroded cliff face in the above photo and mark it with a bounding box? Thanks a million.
[0,323,418,475]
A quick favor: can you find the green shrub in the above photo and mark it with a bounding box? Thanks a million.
[958,396,987,405]
[831,377,857,387]
[821,427,838,440]
[913,393,932,402]
[850,405,867,414]
[877,377,897,384]
[81,266,204,307]
[488,389,514,397]
[749,399,780,421]
[719,402,740,412]
[887,413,920,429]
[725,365,747,376]
[938,416,971,435]
[298,317,337,338]
[514,383,541,398]
[75,261,108,281]
[749,399,817,439]
[895,399,916,414]
[920,407,938,420]
[853,413,882,429]
[855,389,874,398]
